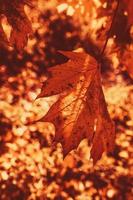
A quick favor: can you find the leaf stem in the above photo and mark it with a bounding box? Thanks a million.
[100,0,120,56]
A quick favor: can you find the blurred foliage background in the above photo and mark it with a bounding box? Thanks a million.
[0,0,133,199]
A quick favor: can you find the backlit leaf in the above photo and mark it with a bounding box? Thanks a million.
[37,51,115,164]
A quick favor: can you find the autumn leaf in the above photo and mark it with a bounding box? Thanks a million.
[37,51,115,164]
[0,0,32,50]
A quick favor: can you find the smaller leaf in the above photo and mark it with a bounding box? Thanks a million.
[0,0,32,50]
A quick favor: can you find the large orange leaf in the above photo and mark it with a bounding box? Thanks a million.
[37,51,115,164]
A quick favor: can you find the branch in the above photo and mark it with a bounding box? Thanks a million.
[100,0,120,56]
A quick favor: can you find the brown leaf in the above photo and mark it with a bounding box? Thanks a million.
[0,0,32,50]
[37,51,115,164]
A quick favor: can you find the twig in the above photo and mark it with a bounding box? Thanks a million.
[100,0,120,56]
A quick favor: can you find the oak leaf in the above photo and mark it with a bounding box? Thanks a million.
[0,0,32,50]
[37,51,115,164]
